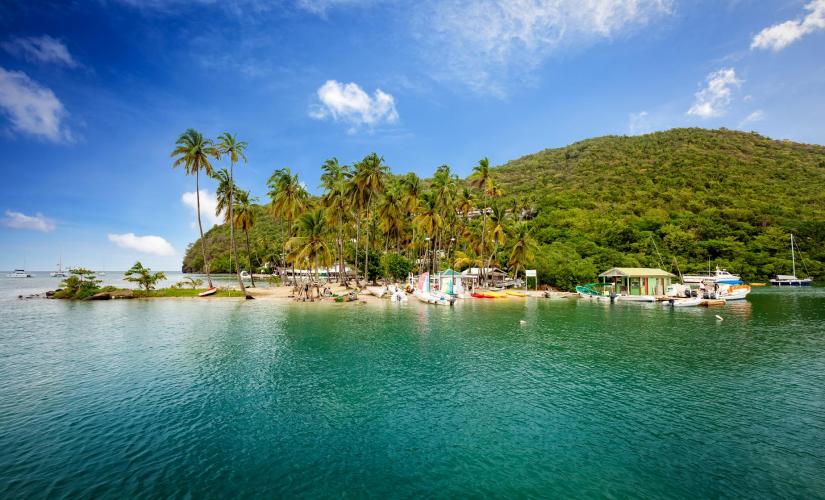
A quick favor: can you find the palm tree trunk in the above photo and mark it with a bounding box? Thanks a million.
[354,219,361,287]
[245,229,255,288]
[480,206,487,287]
[229,160,247,296]
[196,169,213,288]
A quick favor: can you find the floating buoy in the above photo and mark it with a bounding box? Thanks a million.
[715,315,724,321]
[519,320,527,325]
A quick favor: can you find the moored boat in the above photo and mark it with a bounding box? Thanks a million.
[770,234,813,286]
[7,269,32,278]
[665,296,702,307]
[682,266,743,285]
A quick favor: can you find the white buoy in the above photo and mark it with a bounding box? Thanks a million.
[715,315,724,321]
[519,320,527,325]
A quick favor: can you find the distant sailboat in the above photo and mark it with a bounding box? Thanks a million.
[51,253,68,277]
[770,234,813,286]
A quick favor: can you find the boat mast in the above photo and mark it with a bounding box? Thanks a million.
[791,234,796,277]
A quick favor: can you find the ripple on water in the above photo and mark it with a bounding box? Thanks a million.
[1,286,825,497]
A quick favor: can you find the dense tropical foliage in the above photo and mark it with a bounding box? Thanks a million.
[183,128,825,289]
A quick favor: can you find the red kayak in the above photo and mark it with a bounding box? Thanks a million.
[198,287,218,297]
[471,293,494,299]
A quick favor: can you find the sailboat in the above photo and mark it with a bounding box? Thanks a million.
[413,272,455,306]
[770,234,813,286]
[51,253,68,277]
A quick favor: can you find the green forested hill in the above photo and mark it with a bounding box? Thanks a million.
[184,128,825,287]
[499,128,825,285]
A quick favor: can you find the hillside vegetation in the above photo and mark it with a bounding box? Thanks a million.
[184,128,825,288]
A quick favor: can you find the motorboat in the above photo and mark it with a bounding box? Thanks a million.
[704,283,751,301]
[7,269,32,278]
[615,294,657,303]
[664,296,702,307]
[682,266,743,285]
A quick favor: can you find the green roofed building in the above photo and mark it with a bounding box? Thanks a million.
[598,268,675,297]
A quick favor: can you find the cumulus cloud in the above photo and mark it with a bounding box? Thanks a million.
[1,210,56,232]
[687,68,743,118]
[309,80,398,132]
[751,0,825,51]
[0,67,71,142]
[181,189,222,229]
[1,35,78,68]
[108,233,176,256]
[417,0,673,95]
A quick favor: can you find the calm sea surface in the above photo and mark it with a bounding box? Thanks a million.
[1,275,824,498]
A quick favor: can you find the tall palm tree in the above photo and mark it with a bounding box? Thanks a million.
[508,222,538,287]
[400,172,422,261]
[171,129,218,287]
[413,192,442,273]
[469,157,493,286]
[234,190,258,288]
[486,203,508,272]
[267,167,309,285]
[378,185,404,252]
[320,158,352,287]
[286,208,333,283]
[216,132,249,297]
[350,153,388,284]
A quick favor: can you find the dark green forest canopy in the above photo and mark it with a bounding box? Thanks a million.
[185,128,825,288]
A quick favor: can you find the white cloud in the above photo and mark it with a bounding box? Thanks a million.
[628,111,650,135]
[1,210,56,232]
[309,80,398,132]
[108,233,176,256]
[687,68,743,118]
[738,110,765,128]
[1,35,78,68]
[416,0,672,95]
[0,67,71,142]
[181,189,222,229]
[751,0,825,51]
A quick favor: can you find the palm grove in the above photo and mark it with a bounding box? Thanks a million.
[172,129,539,290]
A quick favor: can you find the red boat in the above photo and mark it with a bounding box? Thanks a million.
[471,293,494,299]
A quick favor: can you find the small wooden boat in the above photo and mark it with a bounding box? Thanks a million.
[198,287,218,297]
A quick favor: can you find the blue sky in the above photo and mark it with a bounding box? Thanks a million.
[1,0,824,271]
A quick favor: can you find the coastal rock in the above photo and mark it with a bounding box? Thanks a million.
[86,292,112,301]
[110,290,135,299]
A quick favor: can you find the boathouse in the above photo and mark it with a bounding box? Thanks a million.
[598,268,674,297]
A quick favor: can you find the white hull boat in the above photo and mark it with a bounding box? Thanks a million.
[770,235,813,286]
[665,296,702,307]
[615,294,657,303]
[7,269,32,278]
[682,266,743,285]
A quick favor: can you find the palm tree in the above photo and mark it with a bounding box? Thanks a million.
[216,132,249,297]
[508,222,538,287]
[267,167,309,285]
[378,185,404,253]
[234,190,258,288]
[486,204,508,273]
[468,157,493,286]
[350,153,388,284]
[413,192,442,273]
[320,158,352,286]
[171,129,218,287]
[286,208,333,283]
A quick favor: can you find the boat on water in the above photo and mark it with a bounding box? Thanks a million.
[682,266,743,285]
[413,272,455,306]
[51,255,68,277]
[665,296,703,307]
[7,269,32,278]
[703,283,751,301]
[770,234,813,286]
[576,283,615,301]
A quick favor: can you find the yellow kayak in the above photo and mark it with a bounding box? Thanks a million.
[484,291,507,298]
[505,290,529,297]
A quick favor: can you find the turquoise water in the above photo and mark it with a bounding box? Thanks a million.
[1,277,824,498]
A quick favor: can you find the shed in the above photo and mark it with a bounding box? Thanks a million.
[598,267,675,297]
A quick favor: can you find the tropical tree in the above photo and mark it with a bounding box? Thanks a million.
[268,167,309,284]
[234,189,258,287]
[216,132,249,296]
[413,192,442,273]
[286,208,333,282]
[486,203,508,272]
[350,153,388,284]
[172,129,218,287]
[508,223,538,287]
[320,157,352,287]
[124,261,167,291]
